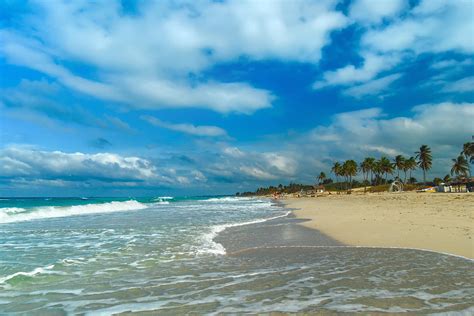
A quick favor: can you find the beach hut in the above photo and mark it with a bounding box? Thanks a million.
[437,183,452,192]
[314,185,325,193]
[449,178,473,192]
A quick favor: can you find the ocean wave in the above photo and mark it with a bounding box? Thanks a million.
[153,201,170,205]
[0,207,25,214]
[153,196,174,203]
[0,264,55,284]
[197,210,291,255]
[0,200,148,224]
[202,196,253,202]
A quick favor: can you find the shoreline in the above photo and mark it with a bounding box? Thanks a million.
[282,192,474,259]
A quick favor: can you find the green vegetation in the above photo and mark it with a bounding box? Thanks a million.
[451,155,469,178]
[237,140,473,196]
[461,142,473,176]
[415,145,432,184]
[237,183,315,196]
[394,155,405,179]
[317,172,326,184]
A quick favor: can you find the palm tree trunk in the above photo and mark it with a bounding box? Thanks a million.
[423,169,426,184]
[466,154,472,177]
[364,172,367,192]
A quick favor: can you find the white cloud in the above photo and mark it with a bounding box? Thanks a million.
[2,103,472,190]
[441,76,474,93]
[239,166,278,180]
[0,148,158,181]
[311,103,473,149]
[313,52,400,89]
[360,145,400,157]
[302,102,474,178]
[263,153,297,175]
[127,79,272,114]
[191,170,207,182]
[343,73,402,98]
[349,0,408,24]
[315,0,473,96]
[142,115,227,137]
[211,103,473,184]
[0,33,124,101]
[104,115,134,132]
[431,58,473,69]
[0,0,348,114]
[362,0,474,54]
[223,147,245,158]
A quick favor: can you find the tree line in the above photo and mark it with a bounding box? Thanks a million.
[237,140,473,196]
[319,142,472,190]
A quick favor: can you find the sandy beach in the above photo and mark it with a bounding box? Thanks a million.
[284,192,474,259]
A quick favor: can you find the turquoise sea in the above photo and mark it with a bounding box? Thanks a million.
[0,197,473,314]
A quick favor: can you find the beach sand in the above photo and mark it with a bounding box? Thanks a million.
[283,192,474,259]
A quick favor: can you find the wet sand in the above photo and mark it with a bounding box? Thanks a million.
[283,192,474,259]
[213,200,474,314]
[214,205,474,314]
[215,215,342,254]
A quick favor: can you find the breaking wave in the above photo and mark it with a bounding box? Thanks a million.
[197,210,291,255]
[0,265,56,285]
[153,196,174,202]
[202,196,253,202]
[0,200,148,224]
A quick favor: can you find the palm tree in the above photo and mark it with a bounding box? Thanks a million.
[461,142,473,177]
[343,160,358,189]
[451,155,469,179]
[363,157,376,184]
[360,159,371,191]
[379,156,393,183]
[405,157,417,182]
[331,162,341,189]
[393,155,405,180]
[443,174,452,183]
[462,141,474,161]
[415,145,432,184]
[340,163,348,190]
[317,172,326,185]
[372,160,382,185]
[401,160,408,183]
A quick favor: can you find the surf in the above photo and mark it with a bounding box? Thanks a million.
[0,200,148,224]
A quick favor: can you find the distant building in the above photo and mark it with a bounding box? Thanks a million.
[437,177,474,193]
[314,185,325,193]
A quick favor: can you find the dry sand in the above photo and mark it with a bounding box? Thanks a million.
[283,192,474,259]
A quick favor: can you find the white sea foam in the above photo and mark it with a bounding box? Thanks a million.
[197,210,291,255]
[153,196,174,202]
[0,264,55,284]
[0,200,148,224]
[0,207,25,214]
[153,201,170,205]
[202,196,253,202]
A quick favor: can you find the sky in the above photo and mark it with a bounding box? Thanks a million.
[0,0,473,197]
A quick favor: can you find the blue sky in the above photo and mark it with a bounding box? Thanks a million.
[0,0,473,196]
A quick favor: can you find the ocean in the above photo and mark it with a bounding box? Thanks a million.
[0,197,473,314]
